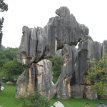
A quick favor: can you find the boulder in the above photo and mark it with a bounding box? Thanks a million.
[53,101,64,107]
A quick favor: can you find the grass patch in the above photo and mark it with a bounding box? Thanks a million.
[0,83,23,107]
[0,83,107,107]
[50,98,107,107]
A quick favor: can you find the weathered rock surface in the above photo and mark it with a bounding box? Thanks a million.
[102,40,107,56]
[36,59,55,98]
[76,36,94,84]
[76,36,102,84]
[51,7,89,48]
[17,6,89,65]
[56,44,77,99]
[17,6,107,99]
[72,84,84,98]
[16,65,35,98]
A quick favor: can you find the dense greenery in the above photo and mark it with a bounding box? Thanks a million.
[22,92,50,107]
[86,54,107,98]
[0,48,23,81]
[50,55,63,83]
[0,83,107,107]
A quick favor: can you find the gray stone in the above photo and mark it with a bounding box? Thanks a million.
[76,36,94,84]
[17,6,107,99]
[6,81,14,85]
[36,59,55,98]
[93,41,102,60]
[17,26,31,64]
[56,44,77,99]
[95,104,107,107]
[16,69,29,98]
[72,84,84,98]
[102,40,107,56]
[16,65,36,98]
[52,7,89,48]
[55,49,62,56]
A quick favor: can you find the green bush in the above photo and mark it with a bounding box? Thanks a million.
[22,92,50,107]
[0,48,24,81]
[85,54,107,98]
[50,55,63,83]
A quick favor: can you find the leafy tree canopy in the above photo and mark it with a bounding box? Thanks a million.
[50,55,63,83]
[0,48,24,81]
[85,54,107,97]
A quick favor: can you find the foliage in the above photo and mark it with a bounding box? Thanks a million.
[1,59,23,81]
[86,54,107,97]
[50,55,63,83]
[22,92,50,107]
[0,48,23,81]
[0,83,23,107]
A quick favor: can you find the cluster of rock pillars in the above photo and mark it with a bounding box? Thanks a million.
[16,7,107,99]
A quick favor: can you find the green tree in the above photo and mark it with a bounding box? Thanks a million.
[0,48,23,81]
[86,55,107,98]
[50,55,63,83]
[1,59,23,81]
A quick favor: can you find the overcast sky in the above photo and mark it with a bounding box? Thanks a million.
[1,0,107,48]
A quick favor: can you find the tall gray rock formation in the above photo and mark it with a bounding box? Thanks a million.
[17,6,107,99]
[56,44,77,99]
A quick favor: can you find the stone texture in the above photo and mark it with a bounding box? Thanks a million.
[102,40,107,56]
[93,41,102,60]
[76,36,94,84]
[16,67,35,98]
[16,59,55,99]
[72,84,84,98]
[17,6,107,99]
[83,85,97,99]
[17,6,89,65]
[51,7,89,48]
[36,59,55,98]
[56,44,77,99]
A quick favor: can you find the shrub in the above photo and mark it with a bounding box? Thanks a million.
[22,92,50,107]
[50,55,63,83]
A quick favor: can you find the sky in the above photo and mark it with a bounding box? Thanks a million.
[0,0,107,48]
